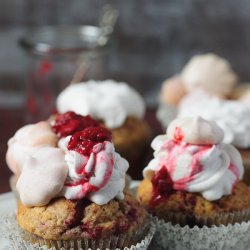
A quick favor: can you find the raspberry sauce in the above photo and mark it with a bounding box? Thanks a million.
[52,111,99,138]
[173,126,184,142]
[150,166,174,208]
[67,127,112,156]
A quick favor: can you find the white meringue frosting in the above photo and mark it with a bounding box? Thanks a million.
[59,139,128,205]
[167,116,224,145]
[181,53,238,97]
[143,116,244,201]
[178,90,250,148]
[6,121,58,175]
[56,80,146,129]
[8,118,129,207]
[16,147,68,207]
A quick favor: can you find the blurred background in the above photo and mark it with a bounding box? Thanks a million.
[1,0,250,191]
[1,0,250,110]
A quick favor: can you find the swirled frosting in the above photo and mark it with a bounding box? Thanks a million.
[59,137,128,205]
[143,116,244,201]
[56,80,146,129]
[181,53,238,97]
[178,90,250,148]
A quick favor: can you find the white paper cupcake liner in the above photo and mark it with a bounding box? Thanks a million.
[151,217,250,250]
[159,207,250,227]
[156,103,177,130]
[0,213,156,250]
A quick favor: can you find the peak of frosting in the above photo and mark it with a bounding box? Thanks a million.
[143,116,244,202]
[167,116,224,145]
[52,111,100,138]
[181,53,238,97]
[61,141,128,205]
[56,80,146,129]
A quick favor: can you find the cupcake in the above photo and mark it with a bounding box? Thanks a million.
[56,79,151,179]
[157,53,238,128]
[5,112,155,249]
[178,90,250,185]
[138,116,250,249]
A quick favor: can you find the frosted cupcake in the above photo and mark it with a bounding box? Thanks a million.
[56,80,151,178]
[138,116,250,249]
[157,53,238,128]
[5,112,155,249]
[178,90,250,184]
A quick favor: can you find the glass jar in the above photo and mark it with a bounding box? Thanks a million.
[19,25,113,122]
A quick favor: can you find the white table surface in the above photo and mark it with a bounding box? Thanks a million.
[0,192,17,250]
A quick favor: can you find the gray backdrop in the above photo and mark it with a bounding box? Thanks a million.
[0,0,249,107]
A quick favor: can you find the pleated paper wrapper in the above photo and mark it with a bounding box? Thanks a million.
[151,210,250,250]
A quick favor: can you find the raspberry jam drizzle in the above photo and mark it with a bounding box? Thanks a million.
[52,111,99,138]
[67,127,112,156]
[173,126,184,142]
[150,166,174,209]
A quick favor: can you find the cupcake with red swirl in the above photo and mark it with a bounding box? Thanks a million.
[138,116,250,249]
[5,112,155,250]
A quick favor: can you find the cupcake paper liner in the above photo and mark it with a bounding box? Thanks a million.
[159,208,250,227]
[156,103,177,130]
[0,213,156,250]
[151,210,250,250]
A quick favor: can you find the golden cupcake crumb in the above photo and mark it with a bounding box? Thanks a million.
[17,193,147,240]
[138,179,250,223]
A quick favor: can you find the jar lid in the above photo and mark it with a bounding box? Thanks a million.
[19,25,113,55]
